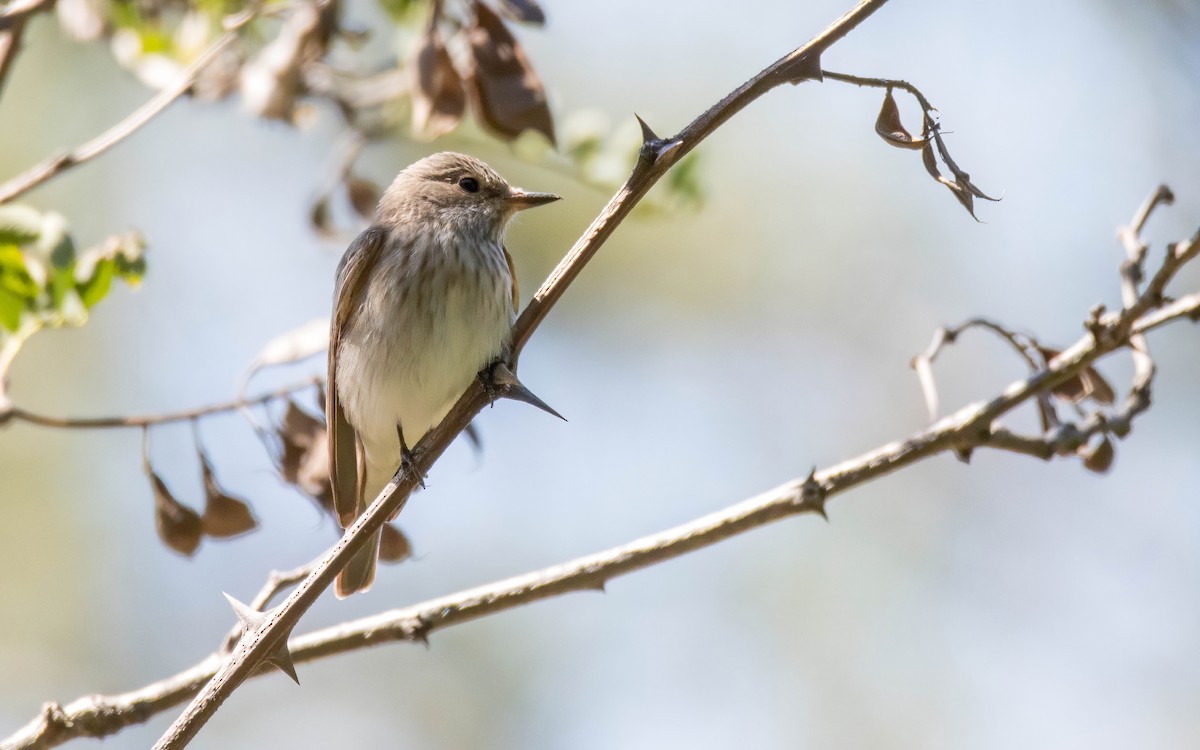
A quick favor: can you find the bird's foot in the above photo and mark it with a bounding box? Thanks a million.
[478,361,502,407]
[396,425,427,490]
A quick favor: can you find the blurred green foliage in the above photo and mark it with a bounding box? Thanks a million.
[0,205,144,373]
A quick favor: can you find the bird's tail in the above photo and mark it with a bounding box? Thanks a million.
[334,459,388,598]
[335,528,380,598]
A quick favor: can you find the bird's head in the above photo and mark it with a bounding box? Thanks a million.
[380,152,559,242]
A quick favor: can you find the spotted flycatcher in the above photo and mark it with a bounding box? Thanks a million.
[326,152,559,597]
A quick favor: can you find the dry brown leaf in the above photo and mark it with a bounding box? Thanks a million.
[1039,347,1117,405]
[1080,436,1115,474]
[875,89,925,150]
[410,24,467,138]
[346,176,382,221]
[379,523,412,563]
[465,1,556,145]
[199,451,258,538]
[309,196,336,239]
[278,400,330,501]
[276,400,418,560]
[149,470,203,556]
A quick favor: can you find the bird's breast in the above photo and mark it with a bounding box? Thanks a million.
[336,233,514,460]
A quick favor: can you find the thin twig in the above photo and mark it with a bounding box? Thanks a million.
[1114,185,1174,432]
[6,378,319,429]
[0,21,26,99]
[7,279,1200,750]
[0,0,53,30]
[910,317,1055,425]
[0,10,256,204]
[908,187,1197,467]
[149,3,894,748]
[822,69,935,109]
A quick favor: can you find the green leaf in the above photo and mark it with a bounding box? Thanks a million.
[0,245,38,300]
[114,252,146,285]
[77,258,115,308]
[376,0,424,23]
[0,284,23,331]
[49,259,77,309]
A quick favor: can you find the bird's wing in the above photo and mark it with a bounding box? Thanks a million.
[503,245,519,315]
[328,226,388,528]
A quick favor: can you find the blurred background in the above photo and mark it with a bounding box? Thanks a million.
[2,0,1199,748]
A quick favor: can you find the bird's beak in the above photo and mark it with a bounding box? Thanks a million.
[507,189,561,211]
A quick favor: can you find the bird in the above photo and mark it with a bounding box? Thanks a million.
[326,152,560,597]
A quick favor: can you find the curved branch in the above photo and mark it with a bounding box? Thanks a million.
[148,2,894,748]
[5,378,319,429]
[7,286,1199,750]
[0,0,53,30]
[0,10,254,204]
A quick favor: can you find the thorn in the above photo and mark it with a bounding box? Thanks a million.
[489,362,566,421]
[635,113,660,144]
[800,467,827,521]
[224,593,298,684]
[409,628,430,648]
[266,639,300,685]
[224,592,266,630]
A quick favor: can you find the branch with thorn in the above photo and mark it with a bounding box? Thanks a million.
[6,180,1198,750]
[136,2,894,748]
[14,2,1193,749]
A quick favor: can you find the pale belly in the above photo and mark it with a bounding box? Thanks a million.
[336,247,513,496]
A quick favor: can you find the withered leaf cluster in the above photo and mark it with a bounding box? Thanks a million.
[410,0,554,145]
[145,443,258,557]
[874,87,998,219]
[144,397,410,561]
[1036,346,1117,474]
[914,318,1125,476]
[276,400,411,562]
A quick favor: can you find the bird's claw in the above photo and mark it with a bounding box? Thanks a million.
[396,425,427,490]
[478,363,501,407]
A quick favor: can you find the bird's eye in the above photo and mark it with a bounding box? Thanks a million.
[458,177,480,193]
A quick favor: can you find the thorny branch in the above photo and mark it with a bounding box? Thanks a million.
[6,2,1195,749]
[6,197,1199,748]
[146,1,894,748]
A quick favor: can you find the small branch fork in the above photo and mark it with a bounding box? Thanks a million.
[6,193,1198,747]
[912,185,1197,467]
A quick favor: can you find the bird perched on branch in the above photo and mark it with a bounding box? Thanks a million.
[327,152,560,597]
